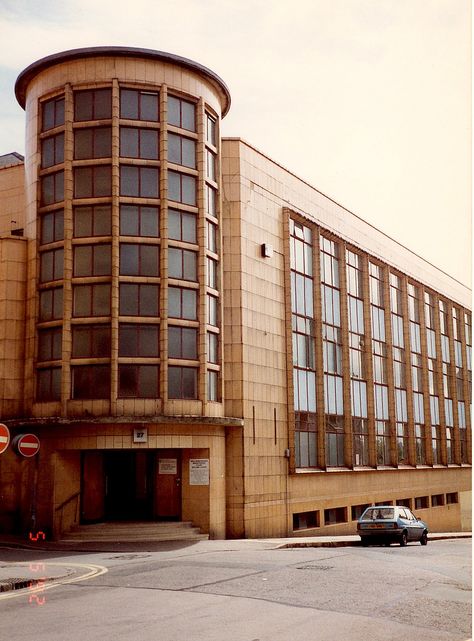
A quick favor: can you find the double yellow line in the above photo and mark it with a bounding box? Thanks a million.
[0,562,108,601]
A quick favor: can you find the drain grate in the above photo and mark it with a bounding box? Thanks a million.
[107,554,152,560]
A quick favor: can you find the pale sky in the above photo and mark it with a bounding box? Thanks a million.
[0,0,471,287]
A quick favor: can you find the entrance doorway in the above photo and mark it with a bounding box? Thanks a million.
[81,450,182,523]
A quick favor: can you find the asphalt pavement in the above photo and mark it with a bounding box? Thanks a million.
[0,531,470,594]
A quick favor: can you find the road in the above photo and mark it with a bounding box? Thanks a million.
[0,539,470,641]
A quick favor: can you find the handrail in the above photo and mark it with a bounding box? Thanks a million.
[55,491,80,513]
[55,491,80,536]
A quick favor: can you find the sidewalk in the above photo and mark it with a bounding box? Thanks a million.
[0,531,470,594]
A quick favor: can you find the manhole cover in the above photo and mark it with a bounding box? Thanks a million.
[108,554,152,560]
[296,565,333,571]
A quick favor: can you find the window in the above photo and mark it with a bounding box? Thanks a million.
[37,367,61,401]
[168,133,196,168]
[431,425,442,464]
[119,365,159,398]
[120,205,159,237]
[40,209,64,245]
[74,166,112,198]
[120,127,159,159]
[396,498,412,509]
[72,325,111,358]
[397,423,409,463]
[74,88,112,121]
[41,171,64,205]
[169,286,197,320]
[431,494,445,507]
[42,133,64,168]
[351,504,370,520]
[120,244,159,276]
[353,418,369,466]
[206,114,216,146]
[74,127,112,159]
[120,88,159,121]
[168,95,196,131]
[206,185,217,216]
[37,328,62,362]
[295,421,317,468]
[326,415,344,467]
[39,287,63,321]
[207,294,218,326]
[119,324,159,357]
[74,205,112,237]
[207,370,219,401]
[71,365,110,399]
[414,496,429,510]
[42,96,65,131]
[119,283,159,317]
[120,166,159,198]
[376,420,391,465]
[168,365,198,399]
[40,248,64,282]
[206,220,217,252]
[207,332,218,363]
[446,492,458,504]
[169,209,196,243]
[206,149,216,181]
[415,424,426,464]
[168,326,198,359]
[293,511,319,530]
[168,170,196,206]
[74,244,111,277]
[73,284,110,317]
[207,257,218,289]
[168,247,197,281]
[324,507,347,525]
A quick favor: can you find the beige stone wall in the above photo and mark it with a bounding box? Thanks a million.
[0,163,25,237]
[222,138,471,538]
[0,237,27,418]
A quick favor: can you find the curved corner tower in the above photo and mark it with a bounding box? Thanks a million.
[15,47,234,538]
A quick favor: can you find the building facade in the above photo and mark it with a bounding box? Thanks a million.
[0,47,470,540]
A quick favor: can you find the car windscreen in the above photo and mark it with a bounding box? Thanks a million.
[362,508,395,520]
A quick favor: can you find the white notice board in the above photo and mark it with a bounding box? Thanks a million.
[158,458,177,474]
[189,459,209,485]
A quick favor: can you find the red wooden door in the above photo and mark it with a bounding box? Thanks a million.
[154,450,181,519]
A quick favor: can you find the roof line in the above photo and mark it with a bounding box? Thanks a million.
[223,137,471,292]
[15,46,231,116]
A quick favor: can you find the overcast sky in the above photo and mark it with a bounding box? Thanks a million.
[0,0,471,286]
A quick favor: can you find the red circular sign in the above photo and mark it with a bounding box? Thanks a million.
[0,423,10,454]
[15,433,40,458]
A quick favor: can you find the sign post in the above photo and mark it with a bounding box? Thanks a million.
[0,423,10,454]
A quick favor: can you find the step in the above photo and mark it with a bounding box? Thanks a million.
[60,521,209,542]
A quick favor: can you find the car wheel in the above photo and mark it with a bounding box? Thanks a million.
[361,537,369,547]
[420,531,428,546]
[399,531,408,547]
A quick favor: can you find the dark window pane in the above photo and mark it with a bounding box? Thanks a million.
[140,245,159,275]
[121,128,139,157]
[94,284,111,315]
[120,244,139,275]
[42,101,55,131]
[94,205,112,235]
[74,246,91,276]
[120,284,137,315]
[120,166,139,197]
[95,127,112,157]
[140,284,159,316]
[182,327,197,358]
[182,138,196,168]
[93,245,111,275]
[140,325,159,356]
[72,365,110,399]
[182,175,196,205]
[75,91,93,121]
[183,289,197,320]
[94,89,112,120]
[121,89,139,119]
[183,367,197,397]
[168,326,181,358]
[182,101,195,131]
[168,248,181,278]
[168,366,180,398]
[168,133,181,164]
[74,129,93,159]
[168,96,180,127]
[120,205,139,235]
[118,365,136,397]
[141,93,159,121]
[74,167,92,198]
[41,137,54,168]
[140,207,159,237]
[168,171,180,201]
[140,365,159,397]
[141,130,158,159]
[168,287,180,317]
[183,250,197,280]
[74,206,92,237]
[141,167,159,198]
[95,166,112,196]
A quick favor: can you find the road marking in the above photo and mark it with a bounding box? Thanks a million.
[0,562,108,601]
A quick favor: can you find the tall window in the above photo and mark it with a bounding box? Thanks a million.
[370,263,390,465]
[409,283,425,464]
[321,236,343,466]
[168,96,196,131]
[347,250,368,466]
[390,274,408,463]
[42,95,65,131]
[42,133,64,168]
[290,220,316,467]
[461,311,471,462]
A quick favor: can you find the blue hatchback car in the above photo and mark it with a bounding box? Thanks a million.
[357,505,429,547]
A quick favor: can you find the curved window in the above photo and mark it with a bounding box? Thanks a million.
[120,205,159,237]
[73,284,111,317]
[42,133,64,168]
[74,127,111,159]
[74,89,112,121]
[120,166,159,198]
[168,96,195,131]
[74,244,111,277]
[120,89,159,121]
[120,127,159,159]
[119,284,159,317]
[74,166,111,198]
[42,96,64,132]
[120,244,159,276]
[168,133,196,168]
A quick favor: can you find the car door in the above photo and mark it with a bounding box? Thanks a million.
[398,508,412,538]
[406,509,423,540]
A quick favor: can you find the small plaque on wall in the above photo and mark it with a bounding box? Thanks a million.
[189,459,210,485]
[133,427,148,443]
[159,458,178,474]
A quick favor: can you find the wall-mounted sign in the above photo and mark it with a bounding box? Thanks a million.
[0,423,10,454]
[189,459,209,485]
[133,427,148,443]
[159,458,177,475]
[13,433,40,457]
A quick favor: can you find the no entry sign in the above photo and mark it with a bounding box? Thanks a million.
[13,433,40,458]
[0,423,10,454]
